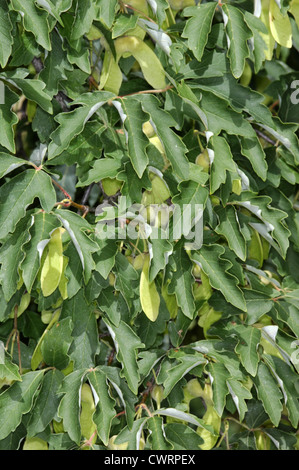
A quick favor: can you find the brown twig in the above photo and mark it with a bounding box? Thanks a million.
[269,99,280,112]
[51,179,72,200]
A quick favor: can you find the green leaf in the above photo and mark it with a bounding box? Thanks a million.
[231,192,291,258]
[0,370,44,440]
[66,290,100,369]
[149,232,173,282]
[253,362,283,426]
[117,162,152,205]
[71,0,96,41]
[244,11,268,73]
[0,169,56,240]
[55,209,99,283]
[94,239,118,280]
[137,94,189,179]
[155,408,215,434]
[40,30,73,98]
[210,135,236,194]
[97,286,121,326]
[26,369,64,437]
[0,215,32,301]
[165,422,204,450]
[163,354,207,397]
[168,246,196,320]
[76,157,122,187]
[115,417,148,450]
[117,97,150,178]
[104,319,145,394]
[182,3,217,61]
[113,252,139,306]
[0,153,27,178]
[103,365,137,429]
[193,73,274,129]
[0,86,19,153]
[48,91,115,159]
[147,0,168,26]
[147,416,173,450]
[1,73,53,114]
[243,289,274,325]
[0,354,22,383]
[264,355,299,428]
[191,245,247,312]
[35,0,72,26]
[239,135,268,181]
[215,205,246,261]
[11,0,51,51]
[222,4,252,78]
[57,369,88,445]
[112,14,139,39]
[234,324,261,376]
[0,0,13,67]
[264,428,297,451]
[199,91,255,137]
[97,0,118,28]
[226,378,252,421]
[207,362,230,417]
[87,369,116,446]
[30,309,61,371]
[41,318,73,370]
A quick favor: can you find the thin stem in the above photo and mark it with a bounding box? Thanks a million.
[51,179,72,200]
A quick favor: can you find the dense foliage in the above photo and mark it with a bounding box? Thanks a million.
[0,0,299,451]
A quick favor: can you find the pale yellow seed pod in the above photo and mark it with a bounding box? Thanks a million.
[140,254,160,322]
[80,383,97,447]
[114,36,166,90]
[40,228,64,297]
